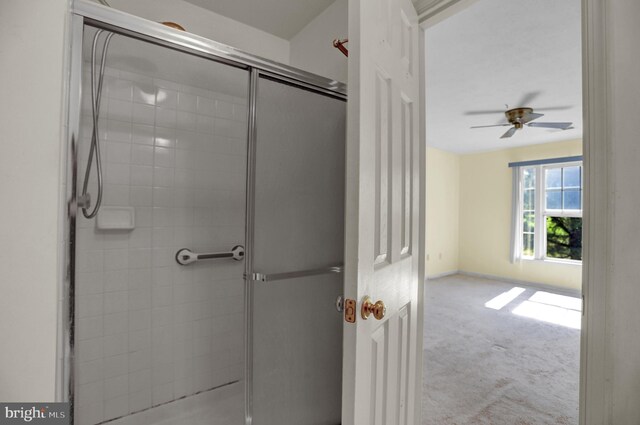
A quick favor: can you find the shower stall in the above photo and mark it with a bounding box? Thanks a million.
[65,3,345,425]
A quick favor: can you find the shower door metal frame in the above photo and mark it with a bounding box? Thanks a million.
[64,2,346,424]
[71,1,346,97]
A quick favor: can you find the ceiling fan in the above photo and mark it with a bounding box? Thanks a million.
[466,91,573,139]
[470,107,573,139]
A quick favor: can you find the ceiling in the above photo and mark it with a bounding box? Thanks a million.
[425,0,582,154]
[183,0,336,39]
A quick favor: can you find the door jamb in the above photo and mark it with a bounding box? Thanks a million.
[416,0,611,423]
[415,15,427,425]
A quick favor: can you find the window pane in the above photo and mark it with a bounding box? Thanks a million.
[546,216,582,260]
[523,212,535,233]
[523,233,534,257]
[563,166,581,188]
[546,190,562,209]
[545,168,562,189]
[564,189,581,210]
[524,189,535,210]
[523,167,536,189]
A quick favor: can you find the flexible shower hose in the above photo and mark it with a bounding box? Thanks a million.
[80,29,114,219]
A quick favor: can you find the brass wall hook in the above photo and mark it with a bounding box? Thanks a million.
[333,38,349,57]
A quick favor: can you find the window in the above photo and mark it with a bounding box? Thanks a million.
[520,162,583,262]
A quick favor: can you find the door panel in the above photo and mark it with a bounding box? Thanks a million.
[343,0,422,423]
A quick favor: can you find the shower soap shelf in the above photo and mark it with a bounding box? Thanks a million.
[96,206,135,230]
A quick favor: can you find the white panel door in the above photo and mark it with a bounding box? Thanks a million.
[343,0,422,424]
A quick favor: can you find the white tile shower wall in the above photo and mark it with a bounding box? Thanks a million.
[74,66,247,425]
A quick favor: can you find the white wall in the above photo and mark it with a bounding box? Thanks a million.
[607,0,640,420]
[0,0,68,401]
[426,147,460,277]
[107,0,290,64]
[289,0,348,82]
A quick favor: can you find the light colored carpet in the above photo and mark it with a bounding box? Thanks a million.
[423,274,580,425]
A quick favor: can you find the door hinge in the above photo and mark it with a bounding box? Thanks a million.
[344,298,357,323]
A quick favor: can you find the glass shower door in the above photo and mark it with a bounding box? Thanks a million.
[73,25,249,425]
[250,76,346,425]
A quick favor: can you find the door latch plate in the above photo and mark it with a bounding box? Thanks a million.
[344,298,356,323]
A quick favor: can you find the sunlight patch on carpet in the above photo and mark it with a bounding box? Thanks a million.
[484,287,526,310]
[512,296,581,329]
[529,291,582,311]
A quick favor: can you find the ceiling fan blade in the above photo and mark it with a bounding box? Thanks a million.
[516,91,541,107]
[527,122,573,130]
[522,112,544,123]
[470,123,511,129]
[500,127,517,139]
[464,109,509,116]
[534,106,572,111]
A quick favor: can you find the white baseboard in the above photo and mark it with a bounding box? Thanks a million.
[458,270,582,297]
[426,270,459,280]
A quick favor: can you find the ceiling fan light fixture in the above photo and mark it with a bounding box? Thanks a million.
[470,105,573,139]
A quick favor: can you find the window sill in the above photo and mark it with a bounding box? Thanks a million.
[522,257,582,266]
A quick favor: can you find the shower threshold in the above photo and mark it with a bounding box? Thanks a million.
[100,381,243,425]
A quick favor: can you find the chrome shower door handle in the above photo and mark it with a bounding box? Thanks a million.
[251,264,343,282]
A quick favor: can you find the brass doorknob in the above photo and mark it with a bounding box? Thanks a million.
[361,296,386,320]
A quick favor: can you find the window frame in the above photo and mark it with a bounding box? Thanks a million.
[520,160,583,263]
